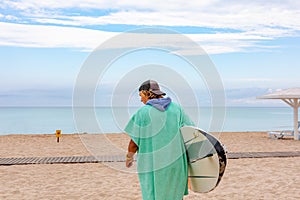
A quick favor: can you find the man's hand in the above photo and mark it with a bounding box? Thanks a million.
[125,152,135,168]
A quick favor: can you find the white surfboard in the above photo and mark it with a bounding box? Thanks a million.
[180,126,227,193]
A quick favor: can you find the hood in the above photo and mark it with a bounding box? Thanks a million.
[146,97,172,111]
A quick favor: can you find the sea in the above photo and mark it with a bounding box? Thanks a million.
[0,106,298,135]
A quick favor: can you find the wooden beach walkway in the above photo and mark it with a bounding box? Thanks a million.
[1,151,300,166]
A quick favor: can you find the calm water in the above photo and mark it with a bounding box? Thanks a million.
[0,107,297,135]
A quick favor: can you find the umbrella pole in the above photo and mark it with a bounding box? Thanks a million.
[282,98,299,140]
[293,99,299,140]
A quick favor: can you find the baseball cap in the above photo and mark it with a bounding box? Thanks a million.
[138,80,166,96]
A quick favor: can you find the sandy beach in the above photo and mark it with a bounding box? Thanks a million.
[1,132,300,200]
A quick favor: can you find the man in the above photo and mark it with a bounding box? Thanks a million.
[125,80,194,200]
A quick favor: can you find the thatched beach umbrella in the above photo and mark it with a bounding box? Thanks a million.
[257,88,300,140]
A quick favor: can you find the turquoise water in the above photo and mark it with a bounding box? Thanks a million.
[0,107,297,135]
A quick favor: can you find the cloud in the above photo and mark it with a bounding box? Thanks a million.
[0,21,287,55]
[1,1,300,54]
[0,22,118,50]
[3,0,300,32]
[224,78,300,89]
[225,87,288,106]
[1,0,217,11]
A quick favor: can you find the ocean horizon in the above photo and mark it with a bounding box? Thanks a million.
[0,106,298,135]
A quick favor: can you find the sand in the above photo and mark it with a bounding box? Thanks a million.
[0,132,300,200]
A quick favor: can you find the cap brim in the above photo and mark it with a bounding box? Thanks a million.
[152,90,166,96]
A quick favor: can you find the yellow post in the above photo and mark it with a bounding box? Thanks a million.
[56,130,61,143]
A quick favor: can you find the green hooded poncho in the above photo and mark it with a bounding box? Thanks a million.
[125,98,194,200]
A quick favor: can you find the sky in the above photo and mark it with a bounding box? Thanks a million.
[1,0,300,107]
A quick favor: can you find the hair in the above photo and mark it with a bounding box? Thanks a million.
[140,90,163,99]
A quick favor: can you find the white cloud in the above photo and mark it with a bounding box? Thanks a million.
[0,21,286,54]
[2,0,217,11]
[0,22,118,50]
[4,15,19,21]
[1,1,300,54]
[223,78,300,90]
[223,87,286,106]
[4,0,299,32]
[1,0,299,30]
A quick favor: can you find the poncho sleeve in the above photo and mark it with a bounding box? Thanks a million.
[124,107,150,148]
[180,107,195,127]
